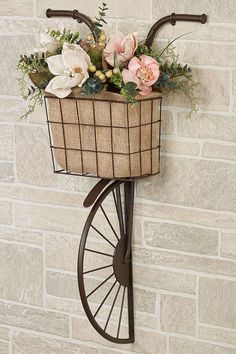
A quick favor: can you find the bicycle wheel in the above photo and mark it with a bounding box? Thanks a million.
[77,180,135,343]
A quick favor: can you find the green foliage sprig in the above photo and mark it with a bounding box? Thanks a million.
[18,75,43,119]
[110,71,123,89]
[93,3,108,28]
[18,52,48,75]
[91,2,108,38]
[17,52,53,119]
[121,82,137,104]
[48,28,80,45]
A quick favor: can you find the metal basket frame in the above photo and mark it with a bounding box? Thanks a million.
[45,94,162,181]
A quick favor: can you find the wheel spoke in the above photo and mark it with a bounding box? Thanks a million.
[104,284,121,332]
[85,248,113,258]
[91,224,116,248]
[112,186,124,235]
[94,280,117,318]
[86,273,114,299]
[116,186,125,235]
[117,287,126,338]
[83,264,113,275]
[100,205,119,241]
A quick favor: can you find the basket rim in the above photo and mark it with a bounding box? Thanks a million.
[44,88,162,103]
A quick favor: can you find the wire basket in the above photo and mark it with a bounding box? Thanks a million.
[45,91,162,180]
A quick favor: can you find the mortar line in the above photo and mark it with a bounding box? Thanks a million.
[196,276,199,338]
[133,261,236,281]
[0,238,43,249]
[42,233,46,308]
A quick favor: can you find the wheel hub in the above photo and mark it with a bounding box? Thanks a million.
[113,236,131,287]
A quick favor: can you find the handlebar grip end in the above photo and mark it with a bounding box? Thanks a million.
[201,14,208,24]
[46,9,52,18]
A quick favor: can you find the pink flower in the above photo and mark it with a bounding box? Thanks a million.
[122,55,160,95]
[103,31,138,67]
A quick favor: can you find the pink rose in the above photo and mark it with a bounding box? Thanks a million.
[103,31,138,67]
[122,55,160,96]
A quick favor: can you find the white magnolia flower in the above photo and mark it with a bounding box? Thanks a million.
[45,43,91,98]
[40,30,58,52]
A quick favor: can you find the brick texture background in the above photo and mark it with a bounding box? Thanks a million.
[0,0,236,353]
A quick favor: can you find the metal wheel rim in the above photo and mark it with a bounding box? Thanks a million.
[77,180,134,344]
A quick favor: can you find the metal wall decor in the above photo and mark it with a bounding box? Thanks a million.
[45,8,207,344]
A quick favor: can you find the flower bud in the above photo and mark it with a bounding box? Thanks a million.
[113,67,119,75]
[95,70,102,77]
[89,64,97,73]
[105,70,113,78]
[86,34,93,41]
[98,73,106,81]
[99,33,106,42]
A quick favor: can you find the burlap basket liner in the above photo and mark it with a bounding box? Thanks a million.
[46,90,161,179]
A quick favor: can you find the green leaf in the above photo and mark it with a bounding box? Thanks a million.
[121,82,137,103]
[94,21,103,27]
[93,2,108,30]
[113,50,119,68]
[110,72,123,89]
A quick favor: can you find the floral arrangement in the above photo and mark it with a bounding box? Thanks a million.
[17,3,198,118]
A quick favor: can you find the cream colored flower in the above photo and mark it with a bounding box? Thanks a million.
[39,30,58,52]
[45,43,91,98]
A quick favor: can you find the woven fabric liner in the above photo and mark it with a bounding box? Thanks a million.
[46,90,161,179]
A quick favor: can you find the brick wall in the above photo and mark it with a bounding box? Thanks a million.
[0,0,236,353]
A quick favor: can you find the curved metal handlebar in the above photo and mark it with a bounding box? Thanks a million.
[46,9,98,41]
[46,9,207,49]
[145,13,207,48]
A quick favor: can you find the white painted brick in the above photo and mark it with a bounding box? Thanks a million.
[221,233,236,260]
[199,325,236,347]
[15,202,88,234]
[199,277,236,328]
[161,138,200,156]
[133,265,196,294]
[0,0,34,16]
[170,337,236,354]
[0,125,13,160]
[134,248,236,277]
[0,201,12,225]
[12,330,98,354]
[178,112,236,142]
[144,220,218,255]
[15,125,57,187]
[0,301,69,337]
[203,142,236,161]
[0,36,36,96]
[0,243,43,306]
[161,295,196,335]
[137,156,236,212]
